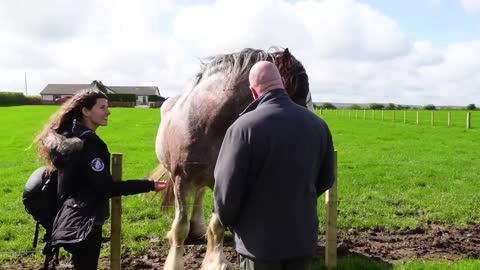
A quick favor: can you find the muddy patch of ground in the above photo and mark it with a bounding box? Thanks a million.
[333,223,480,264]
[115,223,480,269]
[3,223,479,269]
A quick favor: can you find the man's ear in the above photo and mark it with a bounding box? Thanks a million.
[249,86,259,99]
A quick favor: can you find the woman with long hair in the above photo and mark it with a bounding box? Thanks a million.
[35,82,166,269]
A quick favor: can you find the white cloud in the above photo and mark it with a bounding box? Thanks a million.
[173,0,310,55]
[296,0,411,61]
[0,0,478,106]
[0,0,92,41]
[461,0,480,13]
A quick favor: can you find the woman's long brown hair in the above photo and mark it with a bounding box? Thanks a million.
[34,85,107,170]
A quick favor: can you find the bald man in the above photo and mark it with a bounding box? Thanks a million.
[248,61,285,98]
[214,61,335,270]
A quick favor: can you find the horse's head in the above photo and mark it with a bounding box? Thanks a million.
[193,47,311,109]
[273,48,310,108]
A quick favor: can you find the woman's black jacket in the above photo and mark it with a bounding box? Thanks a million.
[44,122,154,246]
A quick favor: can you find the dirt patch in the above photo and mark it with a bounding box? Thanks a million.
[107,223,480,269]
[332,223,480,264]
[2,223,479,269]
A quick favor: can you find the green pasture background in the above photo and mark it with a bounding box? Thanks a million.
[0,106,479,269]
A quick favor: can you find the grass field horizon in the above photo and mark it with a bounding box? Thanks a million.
[0,105,479,269]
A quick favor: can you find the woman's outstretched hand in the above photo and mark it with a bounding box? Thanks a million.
[153,180,169,191]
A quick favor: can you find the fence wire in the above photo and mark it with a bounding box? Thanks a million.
[1,158,477,169]
[1,157,479,258]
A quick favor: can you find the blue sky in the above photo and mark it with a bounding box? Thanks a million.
[0,0,479,106]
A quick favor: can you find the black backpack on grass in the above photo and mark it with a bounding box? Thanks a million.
[23,166,60,269]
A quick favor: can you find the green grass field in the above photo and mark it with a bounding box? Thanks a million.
[0,106,479,269]
[319,109,480,229]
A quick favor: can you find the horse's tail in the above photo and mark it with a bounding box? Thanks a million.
[148,163,175,213]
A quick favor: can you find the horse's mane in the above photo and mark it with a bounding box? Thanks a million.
[193,48,284,89]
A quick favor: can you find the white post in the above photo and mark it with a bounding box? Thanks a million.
[467,112,471,129]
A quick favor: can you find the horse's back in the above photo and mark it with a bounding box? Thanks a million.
[155,83,232,183]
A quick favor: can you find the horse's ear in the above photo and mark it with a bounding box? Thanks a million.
[282,48,293,68]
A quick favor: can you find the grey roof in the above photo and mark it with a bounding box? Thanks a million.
[40,84,160,96]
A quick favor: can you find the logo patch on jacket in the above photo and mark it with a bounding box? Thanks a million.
[91,158,105,172]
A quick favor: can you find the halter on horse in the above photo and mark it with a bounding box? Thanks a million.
[152,48,313,270]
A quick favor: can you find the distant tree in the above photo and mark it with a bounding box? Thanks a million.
[385,103,396,110]
[466,103,476,110]
[369,103,384,110]
[397,105,411,110]
[320,102,336,109]
[423,104,436,110]
[348,104,362,110]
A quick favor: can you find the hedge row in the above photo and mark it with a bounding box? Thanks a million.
[148,95,167,102]
[1,93,165,106]
[0,92,26,106]
[106,93,136,102]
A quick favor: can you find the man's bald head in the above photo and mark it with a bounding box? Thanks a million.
[249,61,284,99]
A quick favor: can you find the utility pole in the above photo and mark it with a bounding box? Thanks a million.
[24,72,28,96]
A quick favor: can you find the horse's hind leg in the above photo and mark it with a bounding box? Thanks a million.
[188,187,207,241]
[164,174,190,270]
[201,213,234,270]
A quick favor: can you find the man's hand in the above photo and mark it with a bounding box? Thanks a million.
[153,180,169,191]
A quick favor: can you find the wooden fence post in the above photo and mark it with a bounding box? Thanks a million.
[404,111,407,124]
[448,112,451,127]
[381,110,384,121]
[111,154,123,270]
[393,110,395,122]
[325,151,338,270]
[416,111,419,125]
[466,112,471,129]
[431,111,434,126]
[363,109,366,120]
